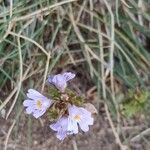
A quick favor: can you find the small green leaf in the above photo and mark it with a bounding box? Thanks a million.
[47,107,60,121]
[70,96,85,106]
[47,86,61,100]
[121,89,149,118]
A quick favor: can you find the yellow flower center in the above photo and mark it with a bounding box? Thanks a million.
[36,100,42,109]
[74,115,81,121]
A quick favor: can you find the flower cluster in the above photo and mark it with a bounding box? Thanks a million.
[23,72,96,140]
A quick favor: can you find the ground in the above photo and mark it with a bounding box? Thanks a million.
[0,0,150,149]
[0,103,149,150]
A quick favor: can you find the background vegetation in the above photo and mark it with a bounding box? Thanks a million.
[0,0,150,150]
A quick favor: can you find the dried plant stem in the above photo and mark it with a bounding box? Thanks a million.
[104,103,127,150]
[4,119,16,150]
[72,139,78,150]
[69,6,94,77]
[98,22,106,98]
[89,0,93,27]
[76,0,87,22]
[4,108,23,150]
[5,20,35,118]
[0,88,17,111]
[41,51,51,92]
[103,0,121,134]
[121,0,132,8]
[0,64,31,111]
[68,6,107,67]
[131,128,150,142]
[74,5,140,75]
[6,31,23,119]
[9,31,48,55]
[0,0,13,43]
[115,0,120,26]
[103,0,115,98]
[13,0,77,22]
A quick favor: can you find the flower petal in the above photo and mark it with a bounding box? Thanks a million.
[33,109,46,118]
[50,123,60,131]
[79,107,91,116]
[68,105,94,133]
[62,72,75,81]
[48,74,66,92]
[48,72,75,92]
[50,117,68,131]
[41,98,51,108]
[23,89,52,118]
[68,105,79,116]
[86,117,94,125]
[53,75,66,91]
[26,106,34,114]
[50,117,69,140]
[56,131,67,140]
[48,75,54,83]
[68,118,78,134]
[23,100,34,107]
[27,89,46,100]
[79,120,89,132]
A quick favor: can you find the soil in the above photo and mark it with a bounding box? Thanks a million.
[0,105,149,150]
[0,69,149,150]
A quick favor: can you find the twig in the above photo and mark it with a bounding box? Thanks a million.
[64,43,76,65]
[74,5,139,75]
[0,64,32,111]
[103,0,121,135]
[69,6,94,77]
[41,51,51,92]
[121,0,132,8]
[0,88,17,111]
[4,120,16,150]
[130,128,150,142]
[0,0,13,43]
[76,0,87,22]
[103,0,115,98]
[115,0,121,26]
[6,29,23,119]
[98,20,106,98]
[9,31,48,56]
[89,0,93,27]
[4,108,23,150]
[13,0,77,22]
[72,139,78,150]
[68,6,107,68]
[104,103,127,150]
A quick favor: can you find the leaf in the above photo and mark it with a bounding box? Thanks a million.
[70,96,85,106]
[47,107,60,122]
[121,89,149,118]
[47,86,61,100]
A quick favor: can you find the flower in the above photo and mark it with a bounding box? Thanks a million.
[23,89,52,118]
[48,72,75,92]
[50,117,70,140]
[50,105,94,140]
[68,105,94,134]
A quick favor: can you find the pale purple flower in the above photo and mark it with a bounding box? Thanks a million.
[68,105,94,134]
[50,117,70,140]
[48,72,75,92]
[50,105,94,140]
[23,89,52,118]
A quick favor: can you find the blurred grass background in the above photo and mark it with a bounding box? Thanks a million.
[0,0,150,150]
